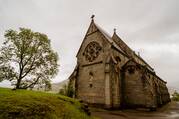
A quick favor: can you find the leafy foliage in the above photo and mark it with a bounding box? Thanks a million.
[59,83,75,98]
[0,28,59,89]
[44,80,52,91]
[172,91,179,101]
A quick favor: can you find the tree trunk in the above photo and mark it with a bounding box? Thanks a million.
[16,78,22,89]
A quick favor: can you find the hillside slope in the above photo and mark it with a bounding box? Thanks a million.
[0,88,94,119]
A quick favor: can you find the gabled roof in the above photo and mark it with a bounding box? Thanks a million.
[94,23,126,55]
[122,58,166,83]
[76,19,126,57]
[112,32,134,57]
[75,17,165,83]
[76,18,153,72]
[112,32,154,71]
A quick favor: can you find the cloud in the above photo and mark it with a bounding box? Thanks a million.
[0,0,178,89]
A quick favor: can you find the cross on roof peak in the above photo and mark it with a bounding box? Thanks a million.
[91,15,95,21]
[114,28,116,33]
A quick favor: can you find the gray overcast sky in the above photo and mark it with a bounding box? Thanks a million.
[0,0,179,89]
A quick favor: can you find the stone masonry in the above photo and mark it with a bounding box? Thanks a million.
[69,16,170,109]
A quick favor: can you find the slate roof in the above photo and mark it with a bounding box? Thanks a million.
[112,32,154,71]
[94,22,127,55]
[122,59,166,83]
[95,22,154,72]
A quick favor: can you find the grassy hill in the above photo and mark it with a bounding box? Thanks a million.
[0,87,95,119]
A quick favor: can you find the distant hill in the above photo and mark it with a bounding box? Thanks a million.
[50,79,69,93]
[0,87,93,119]
[33,79,69,93]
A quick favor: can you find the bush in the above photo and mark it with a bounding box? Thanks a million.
[59,83,75,98]
[172,91,179,101]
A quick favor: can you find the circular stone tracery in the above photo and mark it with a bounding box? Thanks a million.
[83,41,102,62]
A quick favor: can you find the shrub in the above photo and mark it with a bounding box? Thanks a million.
[172,91,179,101]
[59,83,75,98]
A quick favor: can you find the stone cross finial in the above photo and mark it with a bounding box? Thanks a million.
[91,15,95,21]
[114,28,116,33]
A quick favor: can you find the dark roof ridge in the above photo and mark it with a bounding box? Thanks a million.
[112,32,154,71]
[122,58,166,83]
[94,22,126,54]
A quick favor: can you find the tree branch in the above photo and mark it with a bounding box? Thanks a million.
[25,76,41,89]
[21,57,36,79]
[23,55,33,67]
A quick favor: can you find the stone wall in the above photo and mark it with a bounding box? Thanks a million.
[123,62,146,108]
[153,76,171,106]
[76,28,111,106]
[109,48,129,108]
[77,63,105,104]
[122,61,170,109]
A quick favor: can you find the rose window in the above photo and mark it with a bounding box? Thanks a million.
[83,42,102,62]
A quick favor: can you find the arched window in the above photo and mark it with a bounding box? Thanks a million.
[128,66,135,74]
[89,72,93,88]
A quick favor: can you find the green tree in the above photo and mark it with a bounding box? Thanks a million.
[0,28,59,89]
[59,83,75,98]
[66,83,75,97]
[44,80,52,91]
[59,84,67,95]
[172,91,179,101]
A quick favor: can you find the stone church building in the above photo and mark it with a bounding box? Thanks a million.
[69,17,170,109]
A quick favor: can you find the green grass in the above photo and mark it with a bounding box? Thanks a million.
[0,87,94,119]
